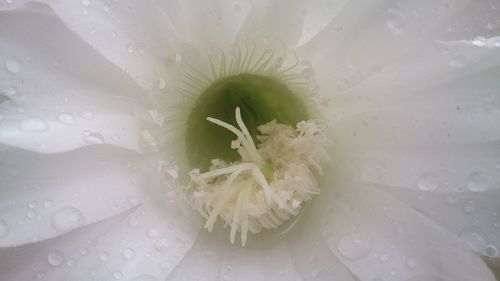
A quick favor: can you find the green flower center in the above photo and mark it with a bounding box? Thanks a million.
[185,73,309,170]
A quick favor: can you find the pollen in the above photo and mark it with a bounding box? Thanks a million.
[187,107,328,246]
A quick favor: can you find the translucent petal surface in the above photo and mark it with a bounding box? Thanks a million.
[0,5,146,153]
[0,144,198,247]
[38,0,179,90]
[0,204,200,281]
[310,173,496,281]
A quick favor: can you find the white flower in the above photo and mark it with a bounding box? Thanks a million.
[1,1,500,281]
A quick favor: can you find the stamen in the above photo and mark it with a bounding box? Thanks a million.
[188,107,328,246]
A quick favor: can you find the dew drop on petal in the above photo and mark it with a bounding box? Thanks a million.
[20,117,48,132]
[4,58,22,73]
[466,171,493,192]
[0,219,9,238]
[463,199,477,214]
[58,113,75,125]
[337,231,373,260]
[66,258,76,267]
[459,228,486,252]
[99,251,109,262]
[159,78,167,90]
[84,132,105,144]
[80,110,94,120]
[448,54,468,69]
[405,255,419,269]
[28,200,39,209]
[122,248,136,260]
[483,245,498,258]
[113,271,124,280]
[43,200,54,208]
[154,238,170,252]
[51,207,85,232]
[444,193,460,205]
[416,173,439,191]
[47,250,64,266]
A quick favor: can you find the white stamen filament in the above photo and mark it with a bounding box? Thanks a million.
[189,107,328,246]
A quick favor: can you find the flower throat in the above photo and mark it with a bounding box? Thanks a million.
[185,73,309,170]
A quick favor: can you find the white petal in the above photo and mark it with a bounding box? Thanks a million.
[37,0,178,90]
[286,210,359,281]
[300,0,500,98]
[0,145,183,247]
[155,0,252,45]
[0,5,146,152]
[381,186,500,257]
[237,0,307,47]
[0,203,200,281]
[343,143,500,192]
[310,173,496,281]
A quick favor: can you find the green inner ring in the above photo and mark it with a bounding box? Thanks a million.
[186,73,309,170]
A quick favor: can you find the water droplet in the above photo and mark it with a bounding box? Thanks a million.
[386,9,406,34]
[147,228,159,238]
[127,44,135,53]
[58,113,75,125]
[81,0,91,6]
[174,53,182,62]
[66,258,76,267]
[463,199,477,214]
[310,267,322,278]
[51,207,85,232]
[379,253,390,262]
[448,54,468,69]
[128,216,139,227]
[132,275,158,281]
[159,78,166,90]
[103,4,110,12]
[4,58,22,73]
[0,219,9,238]
[80,247,89,256]
[99,251,109,261]
[47,250,64,266]
[459,228,486,251]
[337,231,373,260]
[20,117,48,132]
[84,132,104,144]
[113,271,124,280]
[122,248,135,260]
[416,173,439,191]
[28,200,39,209]
[43,200,54,208]
[483,245,498,258]
[3,86,17,97]
[467,172,493,192]
[80,110,94,120]
[444,193,460,205]
[405,256,419,269]
[154,238,170,252]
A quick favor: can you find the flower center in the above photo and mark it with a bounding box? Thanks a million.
[185,73,309,170]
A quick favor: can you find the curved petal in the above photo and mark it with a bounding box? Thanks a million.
[300,0,500,94]
[237,0,307,47]
[155,0,252,45]
[340,143,500,192]
[0,5,147,153]
[0,202,200,281]
[37,0,179,90]
[381,186,500,257]
[310,173,496,281]
[0,144,191,247]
